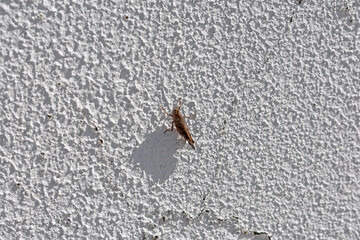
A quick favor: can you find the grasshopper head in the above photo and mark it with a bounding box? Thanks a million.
[172,109,180,115]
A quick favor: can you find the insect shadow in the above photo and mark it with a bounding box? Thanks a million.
[131,126,182,183]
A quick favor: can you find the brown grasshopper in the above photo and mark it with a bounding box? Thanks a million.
[161,98,196,150]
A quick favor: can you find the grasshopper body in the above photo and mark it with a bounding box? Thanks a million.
[161,98,196,150]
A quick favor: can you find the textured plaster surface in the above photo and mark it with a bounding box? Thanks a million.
[0,0,359,239]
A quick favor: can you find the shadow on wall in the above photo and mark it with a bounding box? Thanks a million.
[131,127,181,183]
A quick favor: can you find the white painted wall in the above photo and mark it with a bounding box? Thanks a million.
[1,1,359,239]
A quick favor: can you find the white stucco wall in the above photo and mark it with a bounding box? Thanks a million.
[1,1,359,239]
